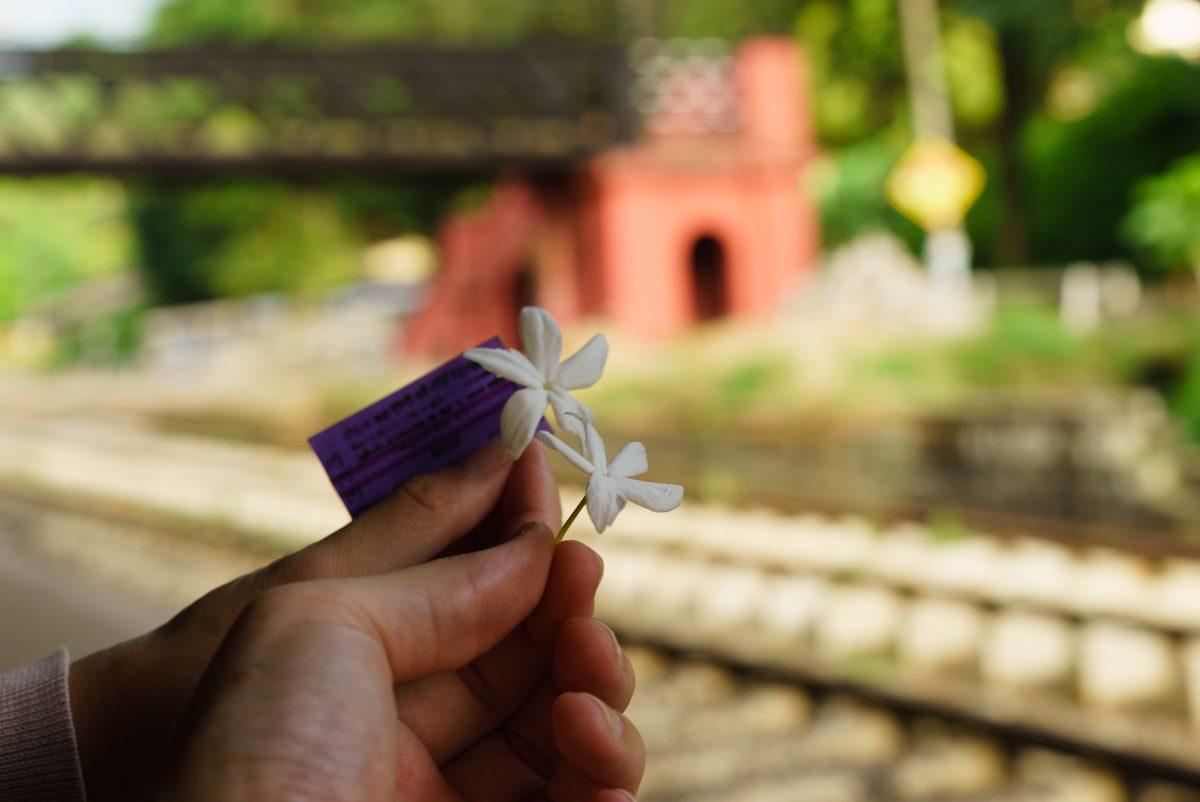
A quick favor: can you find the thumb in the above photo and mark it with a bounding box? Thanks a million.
[338,521,556,680]
[161,523,556,800]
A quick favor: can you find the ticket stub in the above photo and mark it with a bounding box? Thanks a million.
[309,338,535,517]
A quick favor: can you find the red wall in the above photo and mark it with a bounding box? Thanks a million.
[583,152,816,335]
[404,37,820,356]
[579,37,819,336]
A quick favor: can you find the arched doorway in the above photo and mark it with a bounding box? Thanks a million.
[500,262,538,344]
[690,234,729,321]
[512,262,538,312]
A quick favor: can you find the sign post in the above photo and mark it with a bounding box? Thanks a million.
[886,135,986,292]
[894,0,985,291]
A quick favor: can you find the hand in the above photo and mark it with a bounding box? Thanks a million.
[160,525,643,801]
[69,440,570,801]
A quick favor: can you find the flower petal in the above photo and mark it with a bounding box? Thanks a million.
[556,407,587,440]
[519,307,563,382]
[464,347,542,388]
[607,442,648,478]
[548,388,594,432]
[578,418,607,470]
[587,471,627,533]
[556,334,608,390]
[536,430,596,476]
[500,387,548,458]
[612,476,684,513]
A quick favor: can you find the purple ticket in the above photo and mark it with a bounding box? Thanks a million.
[309,338,537,517]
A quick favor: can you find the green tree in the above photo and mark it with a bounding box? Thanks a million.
[0,179,132,322]
[807,0,1147,267]
[131,180,373,304]
[138,0,1190,288]
[659,0,798,39]
[1124,154,1200,287]
[151,0,804,44]
[150,0,621,44]
[138,0,813,306]
[813,134,922,251]
[1026,55,1200,267]
[957,0,1144,266]
[140,0,637,306]
[796,0,909,144]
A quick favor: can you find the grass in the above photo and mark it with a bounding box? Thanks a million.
[82,298,1200,454]
[587,301,1200,444]
[587,352,799,439]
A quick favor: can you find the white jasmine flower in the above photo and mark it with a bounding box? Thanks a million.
[464,307,607,458]
[538,416,684,534]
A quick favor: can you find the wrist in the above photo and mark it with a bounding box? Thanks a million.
[69,633,189,802]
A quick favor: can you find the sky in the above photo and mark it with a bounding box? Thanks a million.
[0,0,163,47]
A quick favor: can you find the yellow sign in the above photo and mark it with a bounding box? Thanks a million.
[886,136,986,231]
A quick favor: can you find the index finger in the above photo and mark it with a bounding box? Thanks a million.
[443,439,562,558]
[270,439,515,583]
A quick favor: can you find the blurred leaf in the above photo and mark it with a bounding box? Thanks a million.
[815,134,923,252]
[942,14,1004,129]
[1025,55,1200,265]
[1123,154,1200,276]
[0,179,133,323]
[150,0,621,45]
[131,181,363,304]
[951,304,1085,385]
[1170,352,1200,444]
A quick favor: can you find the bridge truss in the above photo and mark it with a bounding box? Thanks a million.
[0,46,636,177]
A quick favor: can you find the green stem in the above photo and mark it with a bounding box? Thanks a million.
[557,495,587,542]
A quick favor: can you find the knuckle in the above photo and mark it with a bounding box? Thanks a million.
[428,556,488,649]
[392,472,452,516]
[239,583,341,634]
[155,580,247,645]
[239,585,301,629]
[260,547,330,587]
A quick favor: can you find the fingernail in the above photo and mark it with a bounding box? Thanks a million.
[598,620,624,672]
[586,693,622,736]
[501,520,552,545]
[462,439,511,476]
[511,520,547,541]
[611,791,637,802]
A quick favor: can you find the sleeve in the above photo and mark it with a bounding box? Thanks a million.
[0,648,87,802]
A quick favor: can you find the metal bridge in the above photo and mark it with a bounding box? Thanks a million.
[0,46,636,177]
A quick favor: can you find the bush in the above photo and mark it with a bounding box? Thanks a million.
[1024,56,1200,266]
[0,179,133,322]
[1172,350,1200,443]
[131,181,363,305]
[816,135,922,253]
[1123,154,1200,279]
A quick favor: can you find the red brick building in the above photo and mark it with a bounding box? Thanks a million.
[405,37,820,355]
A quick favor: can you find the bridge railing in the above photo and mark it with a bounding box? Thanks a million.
[0,45,637,176]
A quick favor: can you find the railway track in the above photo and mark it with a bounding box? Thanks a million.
[583,512,1200,780]
[626,643,1200,802]
[6,411,1200,797]
[4,486,1199,800]
[2,488,1200,800]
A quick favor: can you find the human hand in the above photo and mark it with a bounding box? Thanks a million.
[160,524,643,801]
[70,440,563,802]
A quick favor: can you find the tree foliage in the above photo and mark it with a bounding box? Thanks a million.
[1026,55,1200,266]
[151,0,622,45]
[796,0,1198,270]
[149,0,806,45]
[138,0,818,306]
[0,179,132,323]
[131,181,363,303]
[133,0,1200,297]
[1124,154,1200,276]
